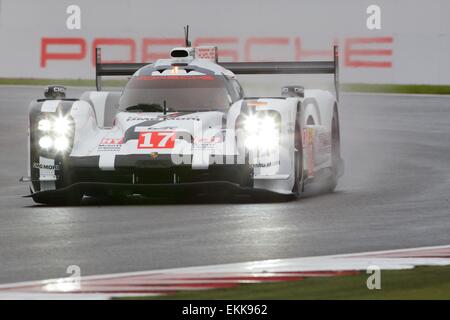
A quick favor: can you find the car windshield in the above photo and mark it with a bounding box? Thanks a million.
[120,75,231,112]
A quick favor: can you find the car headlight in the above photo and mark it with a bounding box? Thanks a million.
[38,136,53,149]
[242,113,279,151]
[52,116,71,135]
[243,115,259,133]
[54,136,70,151]
[36,115,73,152]
[38,116,71,135]
[38,119,52,132]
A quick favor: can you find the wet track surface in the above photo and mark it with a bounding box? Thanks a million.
[0,86,449,284]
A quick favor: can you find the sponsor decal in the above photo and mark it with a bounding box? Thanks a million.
[254,160,280,168]
[303,128,315,177]
[318,132,332,152]
[33,162,60,170]
[134,126,175,132]
[193,136,222,144]
[98,145,122,152]
[126,116,158,122]
[195,46,217,61]
[98,137,123,152]
[303,127,315,144]
[126,115,200,122]
[172,116,201,121]
[100,138,123,144]
[193,136,222,150]
[138,131,175,149]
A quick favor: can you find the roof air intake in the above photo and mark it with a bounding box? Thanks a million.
[170,47,195,59]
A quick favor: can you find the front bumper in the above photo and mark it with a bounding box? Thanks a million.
[30,154,253,191]
[27,181,292,203]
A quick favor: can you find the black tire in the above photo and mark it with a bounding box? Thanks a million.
[328,107,341,192]
[292,113,303,196]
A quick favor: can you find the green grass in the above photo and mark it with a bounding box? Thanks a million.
[1,78,450,95]
[126,266,450,300]
[342,83,450,95]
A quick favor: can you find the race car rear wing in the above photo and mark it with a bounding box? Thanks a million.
[95,46,339,100]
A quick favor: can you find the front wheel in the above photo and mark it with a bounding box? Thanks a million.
[328,108,341,192]
[292,114,303,196]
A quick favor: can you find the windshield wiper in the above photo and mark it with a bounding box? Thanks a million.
[125,103,166,112]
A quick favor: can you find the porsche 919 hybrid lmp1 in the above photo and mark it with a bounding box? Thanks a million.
[23,44,344,205]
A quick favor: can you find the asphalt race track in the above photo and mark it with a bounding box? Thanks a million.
[0,86,449,284]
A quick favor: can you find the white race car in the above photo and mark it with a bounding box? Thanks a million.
[23,44,344,205]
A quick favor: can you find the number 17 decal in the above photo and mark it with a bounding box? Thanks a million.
[138,131,175,149]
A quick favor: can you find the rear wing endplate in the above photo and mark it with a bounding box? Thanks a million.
[95,46,339,100]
